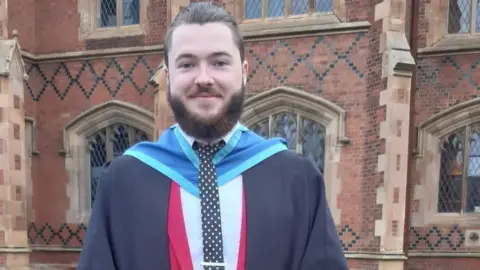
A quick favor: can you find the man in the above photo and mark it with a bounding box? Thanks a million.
[77,2,348,270]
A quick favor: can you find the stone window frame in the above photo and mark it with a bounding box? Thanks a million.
[241,86,349,225]
[167,0,347,39]
[61,100,154,224]
[25,117,38,222]
[420,0,480,54]
[230,0,346,38]
[414,98,480,227]
[77,0,149,40]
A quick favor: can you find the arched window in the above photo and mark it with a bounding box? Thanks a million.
[88,123,150,206]
[249,112,326,174]
[241,86,348,225]
[62,101,154,224]
[438,123,480,214]
[414,98,480,226]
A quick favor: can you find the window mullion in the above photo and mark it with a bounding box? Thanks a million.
[268,114,273,137]
[106,126,113,161]
[472,0,477,34]
[285,0,291,17]
[296,113,302,154]
[309,0,315,13]
[262,0,268,19]
[461,125,471,214]
[117,0,122,27]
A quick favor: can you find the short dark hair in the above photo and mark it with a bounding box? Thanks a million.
[163,2,245,68]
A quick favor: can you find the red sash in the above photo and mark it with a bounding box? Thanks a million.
[168,182,246,270]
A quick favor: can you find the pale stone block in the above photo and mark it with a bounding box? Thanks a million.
[0,185,9,200]
[375,0,391,22]
[376,186,387,205]
[374,219,386,237]
[379,260,404,270]
[5,231,28,246]
[379,120,390,138]
[5,253,30,268]
[9,170,25,186]
[0,216,13,230]
[0,93,9,107]
[377,153,387,173]
[5,201,24,216]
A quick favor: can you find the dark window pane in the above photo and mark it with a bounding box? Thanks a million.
[448,0,472,34]
[122,0,140,26]
[466,128,480,212]
[89,123,150,207]
[268,0,284,17]
[291,0,308,15]
[245,0,262,19]
[316,0,333,12]
[438,129,465,213]
[89,130,107,206]
[99,0,117,28]
[301,118,326,174]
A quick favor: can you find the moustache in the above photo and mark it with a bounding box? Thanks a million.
[188,88,222,98]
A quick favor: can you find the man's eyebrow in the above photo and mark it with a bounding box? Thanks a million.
[174,51,233,62]
[175,53,195,62]
[210,51,232,58]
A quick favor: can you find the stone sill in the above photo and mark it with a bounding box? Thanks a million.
[418,35,480,56]
[423,213,480,226]
[409,252,480,258]
[82,25,145,40]
[240,16,370,40]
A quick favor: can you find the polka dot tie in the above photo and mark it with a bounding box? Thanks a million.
[193,140,226,270]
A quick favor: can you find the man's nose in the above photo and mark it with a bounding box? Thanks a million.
[194,64,214,87]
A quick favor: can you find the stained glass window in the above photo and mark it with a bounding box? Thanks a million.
[250,112,326,174]
[88,123,149,206]
[438,122,480,213]
[98,0,140,28]
[244,0,332,19]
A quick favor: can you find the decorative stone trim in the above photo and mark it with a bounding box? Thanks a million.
[414,98,480,226]
[241,86,348,225]
[61,100,154,224]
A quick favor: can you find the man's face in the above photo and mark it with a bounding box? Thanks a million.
[165,22,248,140]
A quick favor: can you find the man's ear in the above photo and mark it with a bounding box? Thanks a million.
[242,60,248,85]
[164,67,169,85]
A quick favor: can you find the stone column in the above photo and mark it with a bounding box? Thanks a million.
[0,31,31,269]
[150,61,174,139]
[373,1,415,269]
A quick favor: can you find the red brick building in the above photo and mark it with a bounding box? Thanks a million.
[0,0,479,269]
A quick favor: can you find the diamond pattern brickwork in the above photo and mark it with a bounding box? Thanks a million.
[416,55,480,112]
[245,33,365,95]
[23,35,366,103]
[24,55,158,101]
[27,222,361,251]
[408,226,467,252]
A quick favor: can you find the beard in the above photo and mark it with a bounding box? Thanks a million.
[167,83,245,142]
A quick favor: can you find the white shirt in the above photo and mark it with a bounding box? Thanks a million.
[177,124,243,270]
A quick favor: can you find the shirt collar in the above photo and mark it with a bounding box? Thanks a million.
[177,122,241,147]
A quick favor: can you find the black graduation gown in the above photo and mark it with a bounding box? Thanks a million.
[77,150,349,270]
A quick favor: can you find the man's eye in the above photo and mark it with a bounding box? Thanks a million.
[215,61,228,67]
[179,63,193,69]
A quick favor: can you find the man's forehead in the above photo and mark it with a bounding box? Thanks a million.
[170,23,236,55]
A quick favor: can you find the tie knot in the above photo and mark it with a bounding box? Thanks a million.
[193,140,225,160]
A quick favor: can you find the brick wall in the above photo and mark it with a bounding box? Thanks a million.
[9,0,480,269]
[10,0,167,54]
[407,0,480,263]
[12,0,388,267]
